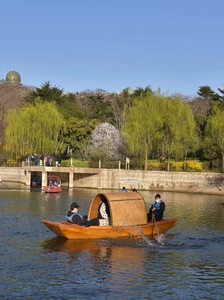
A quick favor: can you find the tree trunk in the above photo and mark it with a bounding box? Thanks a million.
[167,155,171,172]
[183,148,188,171]
[144,148,148,171]
[222,153,224,173]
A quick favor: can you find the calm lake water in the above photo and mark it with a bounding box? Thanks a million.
[0,182,224,300]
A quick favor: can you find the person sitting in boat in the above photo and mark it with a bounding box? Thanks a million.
[66,202,88,226]
[66,202,105,227]
[97,199,110,226]
[53,181,58,186]
[85,199,111,227]
[121,186,127,192]
[147,193,165,222]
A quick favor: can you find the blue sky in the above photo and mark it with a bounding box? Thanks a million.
[1,0,224,96]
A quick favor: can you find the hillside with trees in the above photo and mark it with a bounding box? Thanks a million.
[2,79,224,172]
[0,83,31,144]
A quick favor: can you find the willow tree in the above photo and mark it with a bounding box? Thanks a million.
[109,88,135,132]
[205,108,224,172]
[122,93,163,170]
[4,98,65,158]
[161,97,198,171]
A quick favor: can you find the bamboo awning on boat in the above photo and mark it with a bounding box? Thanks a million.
[88,192,148,227]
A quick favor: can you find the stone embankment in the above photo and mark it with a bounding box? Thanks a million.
[1,167,224,195]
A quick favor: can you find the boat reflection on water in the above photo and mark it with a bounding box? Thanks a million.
[41,236,150,270]
[41,237,108,254]
[40,236,169,297]
[44,192,61,200]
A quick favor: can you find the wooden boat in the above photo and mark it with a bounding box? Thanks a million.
[43,175,62,193]
[42,192,178,239]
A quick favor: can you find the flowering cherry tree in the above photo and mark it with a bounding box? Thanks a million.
[90,122,124,160]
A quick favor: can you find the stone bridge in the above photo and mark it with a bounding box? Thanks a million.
[0,166,224,193]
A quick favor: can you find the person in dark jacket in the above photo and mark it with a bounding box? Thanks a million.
[66,201,101,226]
[66,202,88,225]
[147,194,165,222]
[121,186,127,192]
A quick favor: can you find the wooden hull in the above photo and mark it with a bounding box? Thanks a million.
[42,218,178,239]
[43,186,62,193]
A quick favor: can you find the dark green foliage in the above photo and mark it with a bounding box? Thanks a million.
[217,87,224,100]
[24,81,85,119]
[197,85,216,100]
[194,114,207,139]
[81,93,113,122]
[59,93,84,119]
[62,117,98,159]
[24,81,64,104]
[133,85,153,97]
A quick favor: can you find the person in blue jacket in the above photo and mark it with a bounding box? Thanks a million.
[66,202,88,225]
[147,194,165,222]
[121,186,127,192]
[66,202,100,226]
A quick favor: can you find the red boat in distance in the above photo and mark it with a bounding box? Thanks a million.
[43,175,62,193]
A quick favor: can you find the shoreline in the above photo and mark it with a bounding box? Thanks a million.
[154,185,224,196]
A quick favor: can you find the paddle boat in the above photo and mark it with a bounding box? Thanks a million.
[43,175,62,193]
[42,192,178,239]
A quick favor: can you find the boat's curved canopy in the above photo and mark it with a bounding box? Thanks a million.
[88,192,148,227]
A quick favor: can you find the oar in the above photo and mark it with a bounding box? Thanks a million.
[153,215,160,237]
[153,215,165,244]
